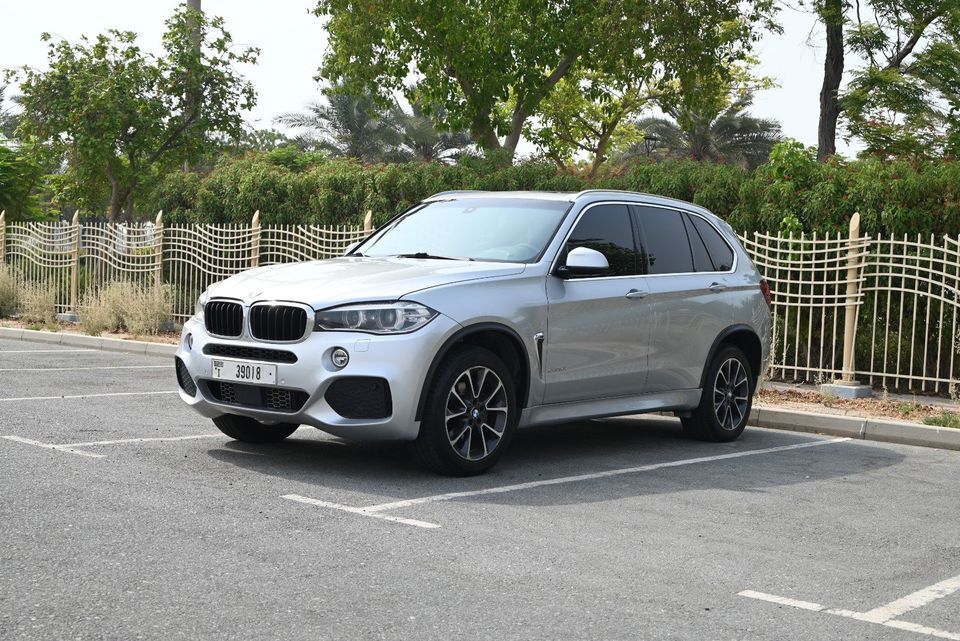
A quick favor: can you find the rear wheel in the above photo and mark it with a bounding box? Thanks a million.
[681,345,754,442]
[412,346,518,476]
[212,414,299,443]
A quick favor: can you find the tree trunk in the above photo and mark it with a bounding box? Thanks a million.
[817,0,844,161]
[106,164,122,223]
[183,0,202,172]
[588,125,616,178]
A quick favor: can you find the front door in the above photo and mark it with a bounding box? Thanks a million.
[544,203,652,404]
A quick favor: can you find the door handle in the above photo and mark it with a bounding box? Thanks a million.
[708,282,727,293]
[625,289,648,300]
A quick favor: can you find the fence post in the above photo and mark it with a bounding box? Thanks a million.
[154,211,164,289]
[250,210,261,268]
[69,210,81,318]
[0,211,5,264]
[823,212,872,397]
[363,210,373,234]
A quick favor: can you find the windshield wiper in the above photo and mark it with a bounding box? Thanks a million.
[394,252,473,261]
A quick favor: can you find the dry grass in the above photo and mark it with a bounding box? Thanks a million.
[81,282,173,336]
[18,282,58,327]
[0,265,18,317]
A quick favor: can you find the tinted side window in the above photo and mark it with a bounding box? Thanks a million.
[682,213,713,272]
[690,216,735,271]
[565,204,640,276]
[634,207,694,275]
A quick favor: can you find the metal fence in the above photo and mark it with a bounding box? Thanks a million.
[1,209,958,396]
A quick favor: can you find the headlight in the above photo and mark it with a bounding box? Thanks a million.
[314,302,437,334]
[195,289,210,317]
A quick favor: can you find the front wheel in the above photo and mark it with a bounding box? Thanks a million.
[212,414,299,443]
[412,346,518,476]
[681,345,754,442]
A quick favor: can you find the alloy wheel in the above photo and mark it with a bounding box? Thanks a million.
[445,366,509,461]
[713,357,750,431]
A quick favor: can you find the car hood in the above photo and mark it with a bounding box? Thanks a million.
[207,257,526,309]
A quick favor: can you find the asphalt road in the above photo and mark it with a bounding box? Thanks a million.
[1,337,958,641]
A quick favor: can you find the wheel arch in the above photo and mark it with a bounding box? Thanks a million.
[699,324,764,390]
[415,323,532,421]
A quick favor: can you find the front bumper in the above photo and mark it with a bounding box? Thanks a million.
[175,313,461,440]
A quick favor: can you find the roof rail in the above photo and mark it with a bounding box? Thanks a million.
[571,189,642,199]
[425,190,487,199]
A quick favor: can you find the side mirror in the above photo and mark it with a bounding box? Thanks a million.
[344,241,360,256]
[558,246,609,277]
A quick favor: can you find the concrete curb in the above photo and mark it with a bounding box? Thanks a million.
[751,405,960,452]
[0,327,176,357]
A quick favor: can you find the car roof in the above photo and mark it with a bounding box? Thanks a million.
[422,189,718,218]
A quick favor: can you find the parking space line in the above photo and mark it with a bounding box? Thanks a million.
[0,349,95,354]
[858,574,960,623]
[0,435,104,458]
[58,434,221,447]
[739,574,960,640]
[1,433,221,457]
[361,437,851,513]
[285,437,850,529]
[0,366,169,372]
[0,391,178,402]
[282,495,441,529]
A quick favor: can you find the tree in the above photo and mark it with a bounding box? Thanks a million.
[9,5,258,221]
[0,85,20,141]
[0,146,43,219]
[313,0,778,160]
[275,87,404,161]
[525,69,651,176]
[814,0,960,159]
[626,66,782,169]
[396,102,472,162]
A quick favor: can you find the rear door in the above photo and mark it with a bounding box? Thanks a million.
[632,206,734,392]
[543,203,652,403]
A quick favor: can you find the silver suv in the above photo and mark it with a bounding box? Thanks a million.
[175,190,771,475]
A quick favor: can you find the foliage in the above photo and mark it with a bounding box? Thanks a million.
[275,86,404,161]
[526,68,650,175]
[0,146,44,219]
[730,139,960,236]
[841,0,960,157]
[313,0,777,157]
[0,85,20,140]
[18,282,57,326]
[9,4,258,221]
[0,265,18,316]
[80,281,173,335]
[923,411,960,428]
[397,102,472,163]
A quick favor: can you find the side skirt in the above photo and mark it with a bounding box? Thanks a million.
[519,389,702,428]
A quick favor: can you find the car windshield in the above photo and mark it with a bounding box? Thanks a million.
[359,197,571,263]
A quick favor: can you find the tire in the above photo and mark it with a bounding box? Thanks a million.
[681,344,754,442]
[412,346,518,476]
[212,414,299,444]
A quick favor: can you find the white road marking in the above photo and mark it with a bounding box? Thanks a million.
[737,590,825,612]
[0,435,104,458]
[285,437,850,528]
[0,365,169,372]
[740,576,960,640]
[281,494,440,529]
[58,434,222,447]
[362,437,851,513]
[0,390,178,402]
[0,349,94,353]
[859,574,960,623]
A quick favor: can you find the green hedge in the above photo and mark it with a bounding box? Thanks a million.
[144,142,960,237]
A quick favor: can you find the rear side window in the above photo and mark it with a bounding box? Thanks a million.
[565,204,641,276]
[682,213,713,272]
[634,207,694,275]
[689,215,735,271]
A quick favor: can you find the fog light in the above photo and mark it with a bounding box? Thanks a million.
[331,347,349,369]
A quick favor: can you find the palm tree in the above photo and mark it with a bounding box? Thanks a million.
[275,88,405,162]
[627,93,781,170]
[396,102,472,163]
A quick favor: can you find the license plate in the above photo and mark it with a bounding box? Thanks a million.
[211,359,277,385]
